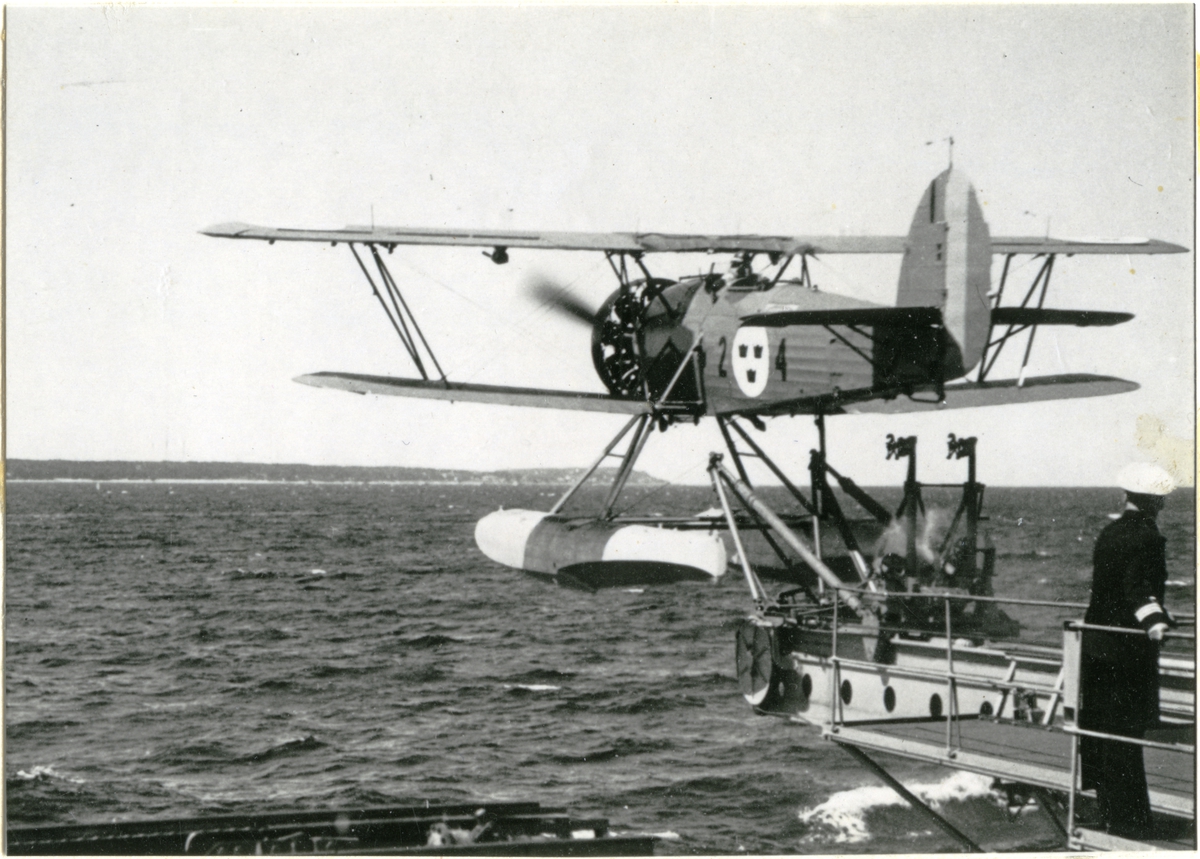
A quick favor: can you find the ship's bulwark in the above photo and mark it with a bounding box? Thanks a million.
[5,481,1194,852]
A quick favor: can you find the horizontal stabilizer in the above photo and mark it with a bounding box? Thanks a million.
[740,307,942,328]
[839,373,1139,414]
[296,372,650,414]
[991,308,1133,327]
[991,236,1188,255]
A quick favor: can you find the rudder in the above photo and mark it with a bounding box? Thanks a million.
[894,169,992,379]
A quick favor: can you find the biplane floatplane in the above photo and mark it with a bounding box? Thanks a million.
[204,168,1184,592]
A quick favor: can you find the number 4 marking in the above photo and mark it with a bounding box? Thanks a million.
[775,338,787,381]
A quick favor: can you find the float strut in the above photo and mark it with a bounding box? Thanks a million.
[833,742,982,853]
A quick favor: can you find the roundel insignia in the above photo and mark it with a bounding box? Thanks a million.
[731,327,770,397]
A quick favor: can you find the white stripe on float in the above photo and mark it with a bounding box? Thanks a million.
[474,509,549,569]
[602,525,727,579]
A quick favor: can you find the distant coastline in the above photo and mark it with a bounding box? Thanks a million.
[4,459,667,487]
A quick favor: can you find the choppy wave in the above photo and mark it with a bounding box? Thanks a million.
[797,771,996,844]
[237,736,326,765]
[389,633,461,648]
[15,765,86,785]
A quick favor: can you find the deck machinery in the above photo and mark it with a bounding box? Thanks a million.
[716,430,1195,852]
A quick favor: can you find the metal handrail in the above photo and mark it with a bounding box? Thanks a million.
[835,583,1089,610]
[1062,724,1195,754]
[1065,620,1194,642]
[832,585,1195,621]
[799,621,1065,663]
[822,591,1065,742]
[825,653,1062,698]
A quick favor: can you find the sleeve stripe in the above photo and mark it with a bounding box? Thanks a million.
[1135,602,1164,622]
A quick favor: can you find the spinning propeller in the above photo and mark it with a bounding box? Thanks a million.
[529,276,686,401]
[529,279,598,327]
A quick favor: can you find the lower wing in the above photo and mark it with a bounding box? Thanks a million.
[729,373,1139,417]
[299,371,1136,418]
[295,372,650,415]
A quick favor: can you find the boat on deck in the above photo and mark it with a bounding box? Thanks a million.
[6,802,657,856]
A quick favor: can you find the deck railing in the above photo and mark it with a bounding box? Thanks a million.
[828,588,1064,749]
[822,588,1194,771]
[1060,620,1196,845]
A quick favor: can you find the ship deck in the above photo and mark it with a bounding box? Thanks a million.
[828,716,1194,815]
[826,716,1195,848]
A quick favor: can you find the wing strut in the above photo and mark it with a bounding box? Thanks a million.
[540,411,660,520]
[977,254,1055,385]
[349,243,448,384]
[548,414,646,516]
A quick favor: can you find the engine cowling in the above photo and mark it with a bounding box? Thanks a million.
[590,277,701,402]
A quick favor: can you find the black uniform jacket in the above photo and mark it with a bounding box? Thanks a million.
[1080,509,1167,730]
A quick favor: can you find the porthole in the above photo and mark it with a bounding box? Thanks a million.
[801,674,812,698]
[840,679,853,705]
[980,700,993,717]
[930,693,943,718]
[883,686,896,713]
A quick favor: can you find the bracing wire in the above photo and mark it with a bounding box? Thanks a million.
[388,253,609,384]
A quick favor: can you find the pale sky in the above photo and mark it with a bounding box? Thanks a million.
[7,5,1194,486]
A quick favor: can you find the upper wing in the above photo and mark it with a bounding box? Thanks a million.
[204,222,1187,256]
[296,372,650,415]
[725,373,1139,417]
[202,223,904,254]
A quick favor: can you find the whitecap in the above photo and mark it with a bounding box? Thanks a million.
[797,770,994,844]
[1166,580,1191,587]
[504,684,560,692]
[16,765,85,784]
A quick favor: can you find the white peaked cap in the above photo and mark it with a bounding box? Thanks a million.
[1117,462,1177,496]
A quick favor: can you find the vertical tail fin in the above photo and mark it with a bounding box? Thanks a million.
[895,169,992,379]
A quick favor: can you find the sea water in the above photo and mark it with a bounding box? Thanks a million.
[5,481,1195,853]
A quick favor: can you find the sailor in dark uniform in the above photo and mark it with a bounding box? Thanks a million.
[1079,462,1176,840]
